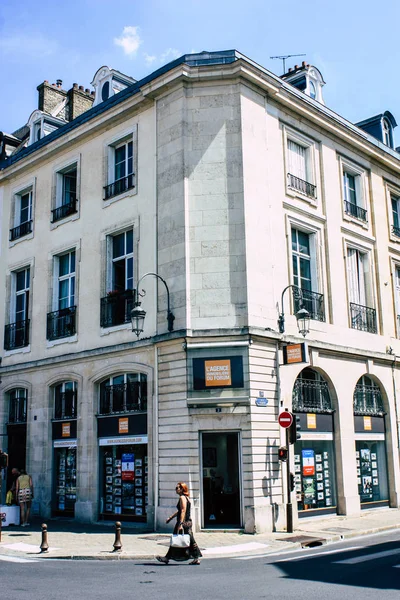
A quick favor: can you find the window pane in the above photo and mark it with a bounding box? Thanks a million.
[126,230,133,254]
[113,233,125,259]
[299,257,311,283]
[70,251,76,273]
[59,280,69,305]
[115,146,126,180]
[112,374,124,386]
[16,271,26,292]
[291,228,297,252]
[59,254,70,276]
[113,259,125,291]
[292,256,299,287]
[126,257,133,289]
[298,231,310,256]
[63,169,77,204]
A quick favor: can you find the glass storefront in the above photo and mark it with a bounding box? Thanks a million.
[295,437,337,513]
[54,446,77,515]
[99,443,148,521]
[356,440,388,504]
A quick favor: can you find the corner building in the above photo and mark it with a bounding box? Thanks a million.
[1,52,400,532]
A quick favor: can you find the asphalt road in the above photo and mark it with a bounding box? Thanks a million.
[1,530,399,600]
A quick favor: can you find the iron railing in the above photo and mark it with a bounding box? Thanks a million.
[293,287,325,322]
[350,302,377,333]
[4,320,30,350]
[292,379,333,413]
[9,220,33,241]
[392,224,400,238]
[8,398,27,424]
[354,384,385,416]
[55,390,77,419]
[344,200,367,222]
[100,291,134,328]
[99,382,147,415]
[47,306,77,340]
[104,174,135,200]
[287,173,316,199]
[51,198,78,222]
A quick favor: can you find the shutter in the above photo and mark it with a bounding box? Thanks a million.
[347,248,359,304]
[288,140,306,180]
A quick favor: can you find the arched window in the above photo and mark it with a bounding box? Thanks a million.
[8,388,27,423]
[54,381,77,419]
[309,80,316,100]
[353,375,384,416]
[383,119,391,147]
[292,368,332,413]
[99,373,147,415]
[101,81,110,102]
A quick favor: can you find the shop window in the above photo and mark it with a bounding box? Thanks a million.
[8,388,27,424]
[54,447,76,516]
[99,373,147,415]
[54,381,77,419]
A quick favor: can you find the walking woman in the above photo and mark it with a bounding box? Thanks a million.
[156,482,202,565]
[16,469,34,526]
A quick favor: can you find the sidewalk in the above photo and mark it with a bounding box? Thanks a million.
[1,508,400,560]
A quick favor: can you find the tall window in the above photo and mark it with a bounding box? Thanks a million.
[53,165,78,222]
[8,388,27,423]
[111,231,133,292]
[347,248,376,332]
[114,141,133,183]
[10,189,33,241]
[99,373,147,414]
[343,169,367,221]
[392,195,400,237]
[343,171,357,205]
[286,137,316,198]
[395,266,400,337]
[47,250,76,340]
[288,140,307,182]
[15,268,30,323]
[383,119,391,147]
[57,251,76,310]
[4,268,30,350]
[55,381,77,419]
[291,229,324,322]
[104,134,135,200]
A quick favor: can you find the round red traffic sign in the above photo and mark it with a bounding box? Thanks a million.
[278,411,293,428]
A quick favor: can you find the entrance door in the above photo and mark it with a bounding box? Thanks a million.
[6,424,27,490]
[201,432,241,528]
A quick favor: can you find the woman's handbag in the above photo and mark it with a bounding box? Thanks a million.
[5,490,13,506]
[170,533,190,548]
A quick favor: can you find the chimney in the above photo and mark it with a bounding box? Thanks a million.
[37,80,67,115]
[67,84,95,121]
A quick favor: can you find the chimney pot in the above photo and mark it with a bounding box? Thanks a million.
[288,67,292,72]
[294,65,299,70]
[79,85,84,91]
[56,79,63,87]
[73,83,78,89]
[44,80,49,84]
[85,88,90,93]
[91,91,95,96]
[302,61,306,67]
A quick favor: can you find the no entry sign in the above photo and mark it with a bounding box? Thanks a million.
[278,411,293,428]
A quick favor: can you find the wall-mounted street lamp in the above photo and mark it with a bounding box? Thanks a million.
[278,285,310,337]
[131,272,175,337]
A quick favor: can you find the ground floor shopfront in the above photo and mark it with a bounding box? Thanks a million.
[1,334,400,532]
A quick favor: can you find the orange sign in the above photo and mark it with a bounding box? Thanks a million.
[205,359,232,387]
[119,417,129,434]
[62,422,71,438]
[307,413,317,429]
[363,416,372,431]
[286,344,303,363]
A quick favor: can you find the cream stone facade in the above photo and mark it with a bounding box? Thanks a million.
[1,51,400,533]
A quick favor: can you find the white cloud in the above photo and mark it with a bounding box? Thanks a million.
[0,34,58,58]
[114,26,142,57]
[143,47,182,67]
[144,53,157,65]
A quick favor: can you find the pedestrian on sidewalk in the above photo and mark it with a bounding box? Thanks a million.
[156,482,202,565]
[16,469,34,526]
[10,467,20,504]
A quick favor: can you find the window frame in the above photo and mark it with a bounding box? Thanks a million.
[53,250,76,312]
[394,263,400,339]
[385,182,400,243]
[103,126,138,206]
[51,156,80,227]
[340,157,369,227]
[10,179,36,245]
[345,241,377,332]
[283,126,318,203]
[54,381,77,420]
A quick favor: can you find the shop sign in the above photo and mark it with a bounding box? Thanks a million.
[53,439,77,448]
[62,422,71,438]
[283,343,307,365]
[255,397,268,407]
[300,432,333,441]
[119,417,129,434]
[307,414,317,429]
[302,449,315,476]
[363,416,372,431]
[122,452,135,481]
[99,435,148,446]
[205,359,232,387]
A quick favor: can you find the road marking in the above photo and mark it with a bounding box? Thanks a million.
[0,555,39,563]
[334,548,400,564]
[203,542,269,555]
[234,546,362,561]
[3,543,40,552]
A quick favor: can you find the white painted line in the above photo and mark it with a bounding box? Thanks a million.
[335,548,400,565]
[274,546,363,563]
[203,542,269,555]
[3,543,40,552]
[0,555,39,563]
[234,546,362,561]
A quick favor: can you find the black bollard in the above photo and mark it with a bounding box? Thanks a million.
[113,521,122,552]
[40,523,49,553]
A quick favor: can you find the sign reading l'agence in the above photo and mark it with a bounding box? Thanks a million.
[193,356,244,390]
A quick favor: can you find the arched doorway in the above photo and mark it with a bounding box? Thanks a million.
[353,376,389,508]
[292,368,337,516]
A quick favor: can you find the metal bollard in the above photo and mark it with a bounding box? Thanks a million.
[40,523,49,553]
[113,521,122,552]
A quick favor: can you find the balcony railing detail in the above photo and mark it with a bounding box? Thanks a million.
[392,224,400,238]
[9,220,33,241]
[344,200,367,222]
[55,391,77,419]
[47,306,77,341]
[8,400,27,424]
[292,379,332,413]
[287,173,316,199]
[350,302,377,333]
[100,291,134,328]
[293,287,325,322]
[51,199,78,222]
[354,384,385,416]
[104,174,135,200]
[4,320,30,350]
[100,382,147,415]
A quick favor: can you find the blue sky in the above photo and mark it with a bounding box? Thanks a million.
[1,0,399,139]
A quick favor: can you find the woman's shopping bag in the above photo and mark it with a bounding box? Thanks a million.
[170,533,190,548]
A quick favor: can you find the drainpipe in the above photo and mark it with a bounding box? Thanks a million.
[391,352,400,451]
[153,344,159,531]
[274,340,285,505]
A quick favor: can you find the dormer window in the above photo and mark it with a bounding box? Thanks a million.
[27,110,65,146]
[91,66,136,107]
[102,81,110,102]
[383,119,391,147]
[281,63,325,104]
[309,81,316,100]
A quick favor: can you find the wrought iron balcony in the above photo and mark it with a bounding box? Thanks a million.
[9,220,33,241]
[47,306,77,340]
[55,391,77,419]
[392,224,400,238]
[4,320,30,350]
[51,198,78,222]
[344,200,367,222]
[293,287,325,322]
[8,400,27,424]
[100,291,134,328]
[104,174,135,200]
[287,173,316,199]
[350,302,377,333]
[100,382,147,415]
[354,384,385,416]
[292,378,333,413]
